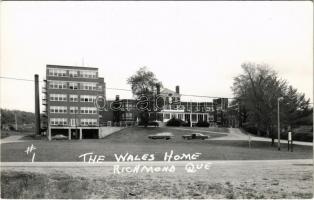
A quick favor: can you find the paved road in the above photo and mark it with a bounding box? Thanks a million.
[169,127,313,146]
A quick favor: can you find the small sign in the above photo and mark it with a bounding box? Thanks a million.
[288,132,292,141]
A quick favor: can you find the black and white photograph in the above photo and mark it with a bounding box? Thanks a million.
[0,1,313,199]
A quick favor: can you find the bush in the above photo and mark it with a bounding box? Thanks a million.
[166,118,187,127]
[196,120,209,127]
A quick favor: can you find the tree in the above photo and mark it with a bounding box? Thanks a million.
[127,67,162,126]
[281,85,312,128]
[232,62,312,139]
[127,67,161,97]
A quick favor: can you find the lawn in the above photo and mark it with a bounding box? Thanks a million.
[1,159,313,199]
[1,127,312,162]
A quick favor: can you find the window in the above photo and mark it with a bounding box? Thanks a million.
[164,114,170,119]
[80,95,96,102]
[50,94,67,101]
[50,118,68,126]
[205,106,213,112]
[69,95,78,102]
[80,82,97,90]
[50,106,67,114]
[48,81,67,89]
[178,114,183,120]
[48,69,67,77]
[80,107,97,114]
[79,70,97,78]
[69,70,79,77]
[70,107,79,114]
[69,82,78,90]
[70,118,80,126]
[80,119,97,126]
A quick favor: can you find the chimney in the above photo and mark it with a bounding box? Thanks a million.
[156,83,160,95]
[175,86,180,94]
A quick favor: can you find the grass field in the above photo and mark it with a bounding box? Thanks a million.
[1,127,312,162]
[1,159,313,199]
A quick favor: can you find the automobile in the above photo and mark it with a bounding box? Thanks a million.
[148,132,173,140]
[51,134,68,140]
[182,133,209,140]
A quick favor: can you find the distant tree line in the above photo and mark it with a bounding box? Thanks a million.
[1,109,35,125]
[232,62,312,139]
[1,109,39,132]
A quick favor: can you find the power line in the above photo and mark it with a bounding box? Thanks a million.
[0,76,236,99]
[0,76,38,82]
[0,76,312,103]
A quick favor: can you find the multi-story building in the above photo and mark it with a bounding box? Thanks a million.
[100,86,231,127]
[158,86,216,126]
[101,96,139,126]
[42,65,106,140]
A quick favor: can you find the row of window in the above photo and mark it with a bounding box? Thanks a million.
[50,118,98,126]
[163,113,213,121]
[48,81,101,91]
[48,68,97,79]
[50,106,98,114]
[163,105,214,112]
[80,118,98,126]
[50,94,97,102]
[50,94,67,102]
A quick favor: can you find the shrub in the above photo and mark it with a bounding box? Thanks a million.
[166,118,186,127]
[138,121,159,127]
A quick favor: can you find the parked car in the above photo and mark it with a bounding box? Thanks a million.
[182,133,209,140]
[51,134,68,140]
[148,132,173,140]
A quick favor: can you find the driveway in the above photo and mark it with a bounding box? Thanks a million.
[0,135,26,144]
[168,127,313,146]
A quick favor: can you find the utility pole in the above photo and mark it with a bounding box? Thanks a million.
[15,112,18,131]
[277,97,283,151]
[34,74,41,135]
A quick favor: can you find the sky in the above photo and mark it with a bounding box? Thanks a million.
[0,1,313,112]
